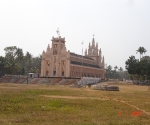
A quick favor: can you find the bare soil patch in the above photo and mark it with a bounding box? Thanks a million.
[40,95,110,100]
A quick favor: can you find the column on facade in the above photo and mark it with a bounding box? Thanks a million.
[59,60,62,77]
[66,59,70,77]
[43,60,46,77]
[41,59,44,77]
[47,60,51,77]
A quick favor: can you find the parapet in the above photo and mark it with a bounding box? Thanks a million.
[51,36,65,43]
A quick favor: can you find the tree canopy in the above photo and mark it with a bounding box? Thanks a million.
[126,47,150,84]
[106,65,127,79]
[136,47,147,60]
[0,46,41,78]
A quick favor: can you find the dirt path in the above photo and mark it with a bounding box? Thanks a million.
[40,95,110,100]
[112,98,150,115]
[40,95,150,116]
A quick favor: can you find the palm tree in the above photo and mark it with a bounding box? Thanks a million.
[24,51,32,85]
[118,67,123,72]
[15,48,24,62]
[25,52,32,61]
[107,65,112,71]
[114,66,118,71]
[136,47,147,60]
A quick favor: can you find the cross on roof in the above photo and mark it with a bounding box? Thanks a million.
[93,34,95,38]
[81,41,84,45]
[56,28,60,36]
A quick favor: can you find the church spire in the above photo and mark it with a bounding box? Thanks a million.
[99,48,102,58]
[85,49,87,56]
[99,48,102,67]
[92,34,95,46]
[42,50,45,58]
[96,42,98,48]
[92,38,95,46]
[47,44,50,52]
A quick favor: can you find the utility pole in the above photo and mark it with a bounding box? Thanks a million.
[27,69,28,85]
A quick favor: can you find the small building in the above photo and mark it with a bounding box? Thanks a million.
[41,36,105,79]
[28,73,40,78]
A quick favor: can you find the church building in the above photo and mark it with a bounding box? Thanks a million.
[41,36,105,79]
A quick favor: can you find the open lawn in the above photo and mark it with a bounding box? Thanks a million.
[0,83,150,125]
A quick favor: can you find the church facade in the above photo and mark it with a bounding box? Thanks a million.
[41,36,105,79]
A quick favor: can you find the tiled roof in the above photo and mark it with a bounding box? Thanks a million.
[70,52,94,60]
[71,60,101,68]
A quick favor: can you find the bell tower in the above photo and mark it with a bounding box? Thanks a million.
[51,36,66,76]
[85,35,105,68]
[87,36,98,60]
[41,34,70,78]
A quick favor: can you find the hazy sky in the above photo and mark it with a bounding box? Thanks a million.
[0,0,150,70]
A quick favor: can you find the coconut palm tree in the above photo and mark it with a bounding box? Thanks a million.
[118,67,123,72]
[136,47,147,60]
[114,66,118,71]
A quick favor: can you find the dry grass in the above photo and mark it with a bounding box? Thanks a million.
[0,83,150,125]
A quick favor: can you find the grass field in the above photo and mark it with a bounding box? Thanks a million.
[0,83,150,125]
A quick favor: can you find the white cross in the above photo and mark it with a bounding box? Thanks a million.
[56,28,60,36]
[81,41,84,45]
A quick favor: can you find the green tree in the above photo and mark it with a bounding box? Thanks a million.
[106,65,120,79]
[136,47,147,60]
[4,46,17,74]
[0,56,6,78]
[139,56,150,80]
[4,46,25,75]
[30,55,41,73]
[15,48,24,63]
[2,46,42,81]
[106,65,112,78]
[114,66,118,71]
[126,55,150,84]
[24,51,32,84]
[118,67,123,72]
[125,56,139,75]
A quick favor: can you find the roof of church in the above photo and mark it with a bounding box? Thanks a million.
[70,52,94,60]
[70,60,101,68]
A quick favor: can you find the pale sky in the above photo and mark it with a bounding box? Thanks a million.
[0,0,150,70]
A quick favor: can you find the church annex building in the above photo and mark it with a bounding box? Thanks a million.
[41,36,105,79]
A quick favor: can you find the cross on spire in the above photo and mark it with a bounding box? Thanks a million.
[81,41,84,45]
[93,34,95,38]
[56,28,60,36]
